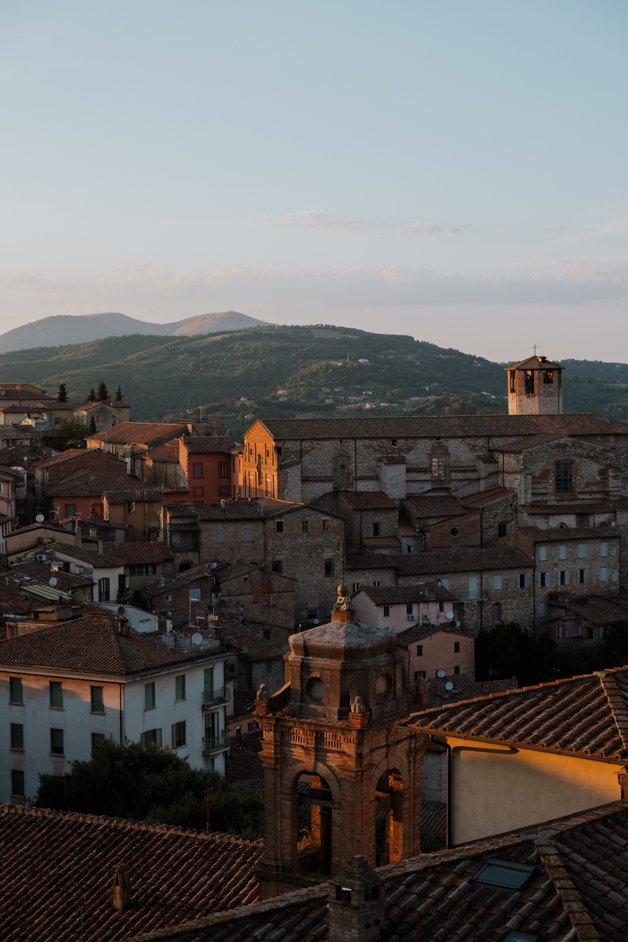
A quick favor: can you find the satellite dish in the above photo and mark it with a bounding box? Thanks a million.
[191,632,203,646]
[445,681,455,691]
[48,577,58,587]
[210,561,219,570]
[446,611,454,620]
[117,606,125,615]
[436,668,446,679]
[35,514,45,523]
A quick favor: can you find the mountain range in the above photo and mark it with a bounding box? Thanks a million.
[0,311,267,353]
[0,323,627,438]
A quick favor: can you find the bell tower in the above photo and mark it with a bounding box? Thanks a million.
[255,586,423,898]
[506,354,563,415]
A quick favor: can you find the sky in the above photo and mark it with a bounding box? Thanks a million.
[1,0,628,362]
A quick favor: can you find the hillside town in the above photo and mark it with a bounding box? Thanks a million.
[1,354,628,940]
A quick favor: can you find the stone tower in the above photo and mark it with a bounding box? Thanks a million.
[255,586,423,898]
[506,354,563,415]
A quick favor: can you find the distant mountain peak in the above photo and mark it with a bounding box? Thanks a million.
[0,310,268,353]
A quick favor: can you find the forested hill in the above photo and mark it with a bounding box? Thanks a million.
[0,324,626,437]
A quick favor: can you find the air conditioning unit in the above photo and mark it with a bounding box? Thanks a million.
[407,614,415,620]
[36,553,47,562]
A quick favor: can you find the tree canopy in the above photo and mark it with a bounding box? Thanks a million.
[36,739,263,837]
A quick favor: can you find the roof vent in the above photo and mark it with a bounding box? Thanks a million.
[112,865,131,912]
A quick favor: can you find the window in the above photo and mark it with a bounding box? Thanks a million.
[172,721,187,749]
[49,681,63,709]
[524,370,534,395]
[406,603,413,616]
[10,723,24,751]
[450,526,459,537]
[453,641,460,653]
[373,523,381,537]
[92,733,106,754]
[555,460,574,495]
[383,605,390,617]
[271,560,283,574]
[322,519,330,531]
[175,674,186,702]
[468,576,478,600]
[263,629,271,640]
[90,686,104,714]
[141,728,162,747]
[600,542,608,558]
[578,544,587,559]
[9,677,23,705]
[518,573,527,589]
[440,578,449,589]
[493,574,503,590]
[415,670,426,680]
[578,568,586,584]
[454,666,460,675]
[543,370,554,385]
[509,370,516,393]
[11,770,25,798]
[473,858,536,891]
[64,503,76,517]
[600,566,609,582]
[301,519,309,534]
[352,582,361,593]
[144,682,156,711]
[242,526,252,542]
[218,485,230,498]
[498,521,508,538]
[538,546,548,562]
[218,461,229,478]
[276,520,284,533]
[558,544,567,560]
[192,462,203,479]
[539,572,549,588]
[559,570,569,586]
[203,668,214,701]
[324,559,335,577]
[416,645,423,656]
[98,577,110,602]
[50,728,64,755]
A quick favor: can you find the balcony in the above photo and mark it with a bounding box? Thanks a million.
[202,688,226,707]
[203,731,227,755]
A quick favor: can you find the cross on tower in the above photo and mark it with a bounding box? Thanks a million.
[533,344,538,356]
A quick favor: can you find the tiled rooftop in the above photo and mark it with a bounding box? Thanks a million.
[126,803,628,941]
[256,413,628,440]
[87,421,189,445]
[0,804,262,942]
[357,585,456,605]
[0,611,215,676]
[183,436,238,453]
[46,470,144,497]
[339,491,399,510]
[508,354,562,371]
[407,665,628,762]
[105,542,173,564]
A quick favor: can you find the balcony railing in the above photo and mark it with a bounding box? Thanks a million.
[203,731,227,755]
[202,688,226,706]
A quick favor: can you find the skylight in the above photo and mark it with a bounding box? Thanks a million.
[473,858,536,891]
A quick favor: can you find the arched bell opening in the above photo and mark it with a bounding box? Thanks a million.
[375,768,404,866]
[295,771,333,876]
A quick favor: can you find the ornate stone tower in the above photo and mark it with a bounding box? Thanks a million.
[506,354,563,415]
[255,586,423,898]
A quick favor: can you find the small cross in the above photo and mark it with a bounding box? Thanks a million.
[533,344,538,356]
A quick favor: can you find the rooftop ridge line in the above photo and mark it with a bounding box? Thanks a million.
[535,839,602,941]
[597,671,628,756]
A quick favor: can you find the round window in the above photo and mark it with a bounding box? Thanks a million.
[450,527,459,537]
[305,677,325,703]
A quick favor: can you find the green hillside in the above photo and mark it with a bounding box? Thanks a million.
[1,325,626,437]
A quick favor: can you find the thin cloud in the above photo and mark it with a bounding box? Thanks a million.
[279,211,466,236]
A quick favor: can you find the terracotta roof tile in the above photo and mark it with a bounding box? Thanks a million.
[0,612,215,676]
[257,414,628,441]
[87,421,189,445]
[339,491,399,509]
[408,666,628,762]
[508,354,563,371]
[127,804,628,942]
[183,436,238,454]
[46,470,144,497]
[0,805,262,942]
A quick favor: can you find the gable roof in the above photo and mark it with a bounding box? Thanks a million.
[0,804,262,942]
[46,470,144,497]
[254,413,628,441]
[407,665,628,763]
[345,547,534,576]
[0,612,215,676]
[508,354,562,371]
[182,436,237,454]
[126,803,628,941]
[87,421,188,446]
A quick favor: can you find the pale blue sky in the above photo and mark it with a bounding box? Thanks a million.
[2,1,627,360]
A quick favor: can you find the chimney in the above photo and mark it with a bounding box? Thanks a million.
[112,865,131,912]
[327,856,384,942]
[116,616,129,637]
